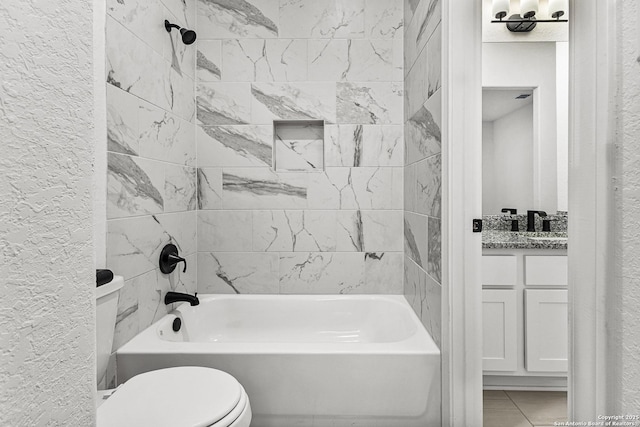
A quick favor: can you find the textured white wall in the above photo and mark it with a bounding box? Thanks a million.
[0,1,96,425]
[618,0,640,411]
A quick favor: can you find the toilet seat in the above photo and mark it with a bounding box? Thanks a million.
[97,367,250,427]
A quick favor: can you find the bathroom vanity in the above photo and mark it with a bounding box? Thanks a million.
[482,230,568,390]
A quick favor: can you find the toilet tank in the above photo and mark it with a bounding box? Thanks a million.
[95,276,124,389]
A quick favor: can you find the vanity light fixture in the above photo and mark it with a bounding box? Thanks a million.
[491,0,567,33]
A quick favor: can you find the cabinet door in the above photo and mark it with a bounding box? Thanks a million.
[525,289,568,372]
[483,289,518,371]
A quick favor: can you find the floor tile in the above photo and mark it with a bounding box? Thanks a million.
[484,390,510,400]
[484,398,533,427]
[506,391,568,425]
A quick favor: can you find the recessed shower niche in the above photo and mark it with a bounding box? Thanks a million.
[273,120,325,172]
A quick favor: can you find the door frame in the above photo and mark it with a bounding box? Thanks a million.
[442,0,617,424]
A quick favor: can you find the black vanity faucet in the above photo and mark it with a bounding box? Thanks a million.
[526,210,547,232]
[501,208,519,232]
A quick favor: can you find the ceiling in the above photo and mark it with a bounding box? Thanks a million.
[482,89,534,122]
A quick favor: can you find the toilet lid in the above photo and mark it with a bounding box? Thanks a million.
[97,367,242,427]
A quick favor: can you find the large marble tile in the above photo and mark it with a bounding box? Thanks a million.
[308,40,348,82]
[198,125,273,167]
[336,210,403,252]
[344,40,396,82]
[404,42,429,119]
[113,271,142,350]
[415,154,441,217]
[279,0,365,38]
[197,41,222,82]
[364,252,403,293]
[164,165,197,212]
[405,89,441,164]
[222,39,264,82]
[251,82,336,124]
[427,216,441,283]
[107,84,139,156]
[164,7,197,81]
[137,102,196,167]
[259,39,308,82]
[107,0,165,55]
[198,210,253,252]
[107,153,165,219]
[221,39,307,82]
[168,66,196,122]
[307,167,403,210]
[362,125,403,166]
[426,23,442,99]
[161,0,197,30]
[279,252,365,294]
[222,168,308,209]
[197,252,279,294]
[106,211,197,280]
[324,125,402,167]
[365,0,403,39]
[336,82,403,125]
[253,210,337,252]
[403,257,441,347]
[197,0,279,39]
[404,211,427,268]
[197,167,223,209]
[404,0,421,29]
[404,162,417,212]
[196,82,252,125]
[137,269,172,329]
[106,16,171,112]
[404,0,441,72]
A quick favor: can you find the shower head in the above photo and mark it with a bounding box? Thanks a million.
[164,20,197,45]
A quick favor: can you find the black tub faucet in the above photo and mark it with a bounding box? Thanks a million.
[527,210,547,232]
[165,291,199,306]
[501,208,519,232]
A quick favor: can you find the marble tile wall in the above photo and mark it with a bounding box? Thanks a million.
[195,0,406,295]
[403,0,442,350]
[105,0,198,356]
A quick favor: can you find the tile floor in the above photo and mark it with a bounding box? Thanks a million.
[484,390,568,427]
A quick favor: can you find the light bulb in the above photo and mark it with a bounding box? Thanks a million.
[492,0,509,20]
[520,0,539,18]
[549,0,568,19]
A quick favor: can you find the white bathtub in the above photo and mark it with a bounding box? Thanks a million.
[117,295,441,427]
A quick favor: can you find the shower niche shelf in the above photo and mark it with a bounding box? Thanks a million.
[273,120,325,172]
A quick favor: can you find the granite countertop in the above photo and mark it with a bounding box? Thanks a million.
[483,230,568,250]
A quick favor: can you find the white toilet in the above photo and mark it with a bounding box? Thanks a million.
[95,276,252,427]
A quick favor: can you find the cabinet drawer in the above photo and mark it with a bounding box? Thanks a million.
[525,289,568,372]
[482,256,517,286]
[524,256,568,286]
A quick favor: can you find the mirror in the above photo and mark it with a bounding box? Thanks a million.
[482,41,568,215]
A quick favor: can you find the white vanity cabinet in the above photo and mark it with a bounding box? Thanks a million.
[482,249,568,389]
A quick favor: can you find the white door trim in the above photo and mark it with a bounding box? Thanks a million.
[444,0,617,423]
[441,0,483,425]
[567,0,617,418]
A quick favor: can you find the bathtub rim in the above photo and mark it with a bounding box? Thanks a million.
[117,294,440,356]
